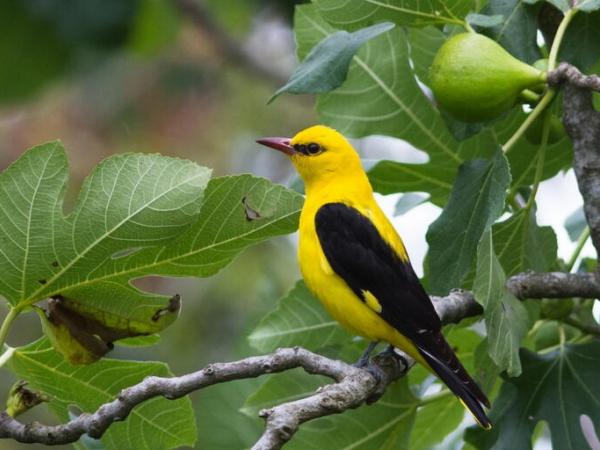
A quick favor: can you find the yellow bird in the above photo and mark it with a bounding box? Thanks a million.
[257,125,491,428]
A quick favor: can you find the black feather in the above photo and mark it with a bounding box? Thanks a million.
[315,203,491,425]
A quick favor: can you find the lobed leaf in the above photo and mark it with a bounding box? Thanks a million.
[0,141,302,319]
[8,338,197,450]
[465,341,600,450]
[313,0,474,28]
[248,280,352,353]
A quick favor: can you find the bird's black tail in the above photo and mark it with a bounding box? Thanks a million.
[417,331,492,429]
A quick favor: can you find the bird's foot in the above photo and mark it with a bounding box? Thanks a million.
[379,345,410,374]
[353,341,379,368]
[363,363,388,404]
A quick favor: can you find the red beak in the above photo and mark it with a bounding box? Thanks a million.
[256,137,294,156]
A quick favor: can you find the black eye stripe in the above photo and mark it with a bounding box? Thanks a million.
[293,142,324,155]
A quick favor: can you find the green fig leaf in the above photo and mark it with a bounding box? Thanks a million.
[473,231,528,376]
[393,192,428,216]
[480,0,542,63]
[295,6,506,205]
[465,342,600,450]
[561,10,600,71]
[254,376,418,450]
[576,0,600,12]
[241,368,328,418]
[248,280,352,353]
[493,208,558,276]
[312,0,474,28]
[467,13,504,28]
[0,143,302,337]
[8,338,197,450]
[270,22,394,102]
[426,150,511,295]
[565,206,587,241]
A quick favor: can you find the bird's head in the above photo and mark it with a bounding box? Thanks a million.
[257,125,363,186]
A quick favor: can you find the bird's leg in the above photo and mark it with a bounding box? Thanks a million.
[354,341,379,368]
[382,345,410,373]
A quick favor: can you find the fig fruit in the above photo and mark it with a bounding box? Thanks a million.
[541,298,574,320]
[429,33,546,123]
[525,113,566,145]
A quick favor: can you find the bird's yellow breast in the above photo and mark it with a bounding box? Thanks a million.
[297,179,424,362]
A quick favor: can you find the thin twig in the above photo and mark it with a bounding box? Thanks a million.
[172,0,288,85]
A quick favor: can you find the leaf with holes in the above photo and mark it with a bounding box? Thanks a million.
[8,338,196,450]
[465,341,600,450]
[248,280,352,353]
[0,143,303,355]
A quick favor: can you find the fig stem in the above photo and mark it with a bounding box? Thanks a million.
[0,307,20,356]
[520,89,542,104]
[502,90,555,152]
[503,8,578,152]
[524,111,551,211]
[567,226,591,272]
[548,8,578,71]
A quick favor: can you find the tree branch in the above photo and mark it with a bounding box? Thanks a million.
[0,270,598,447]
[555,68,600,257]
[548,63,600,92]
[506,271,600,299]
[172,0,288,85]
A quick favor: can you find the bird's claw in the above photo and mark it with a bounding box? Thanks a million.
[363,363,388,404]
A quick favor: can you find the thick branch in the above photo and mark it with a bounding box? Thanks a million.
[506,271,600,299]
[548,63,600,92]
[172,0,288,85]
[0,270,598,447]
[558,74,600,256]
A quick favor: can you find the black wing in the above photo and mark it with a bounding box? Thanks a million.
[315,202,440,337]
[315,203,491,420]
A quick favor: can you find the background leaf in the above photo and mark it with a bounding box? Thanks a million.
[426,151,511,295]
[313,0,474,28]
[393,192,429,216]
[465,341,600,450]
[480,0,541,63]
[561,10,600,71]
[296,6,506,205]
[493,208,558,276]
[270,22,394,101]
[288,380,417,449]
[473,231,528,376]
[564,206,587,241]
[8,338,197,450]
[248,280,352,353]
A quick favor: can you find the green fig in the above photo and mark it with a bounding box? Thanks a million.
[429,33,547,123]
[541,298,574,320]
[525,113,566,145]
[532,58,549,72]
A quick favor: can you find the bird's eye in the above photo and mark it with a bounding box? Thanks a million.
[306,143,321,155]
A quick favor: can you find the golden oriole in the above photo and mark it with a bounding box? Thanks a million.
[257,125,491,429]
